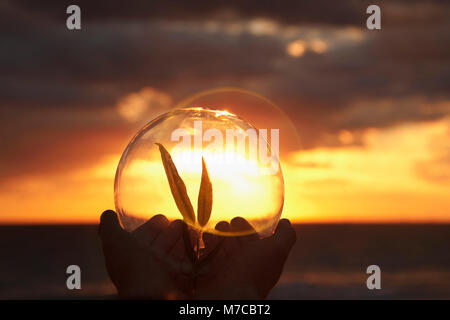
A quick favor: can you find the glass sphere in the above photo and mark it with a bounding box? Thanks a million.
[115,107,284,237]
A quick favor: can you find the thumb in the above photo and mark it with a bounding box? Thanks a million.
[98,210,132,292]
[99,210,128,248]
[271,219,297,256]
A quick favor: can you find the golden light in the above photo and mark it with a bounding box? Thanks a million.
[122,149,279,222]
[1,99,449,225]
[310,39,328,54]
[338,130,354,144]
[114,107,284,236]
[287,40,306,57]
[282,117,450,223]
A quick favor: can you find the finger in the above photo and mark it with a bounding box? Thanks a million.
[271,219,297,256]
[170,223,190,262]
[98,210,131,288]
[203,232,218,248]
[210,248,227,273]
[180,257,193,274]
[99,210,128,249]
[203,231,220,255]
[153,219,184,252]
[132,214,169,244]
[169,237,185,262]
[215,221,230,233]
[215,221,240,257]
[169,236,194,277]
[230,217,258,246]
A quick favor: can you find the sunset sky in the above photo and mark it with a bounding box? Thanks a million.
[1,1,449,224]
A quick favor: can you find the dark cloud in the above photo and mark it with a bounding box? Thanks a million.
[0,106,134,180]
[13,0,366,26]
[11,0,450,27]
[1,21,283,109]
[1,1,449,178]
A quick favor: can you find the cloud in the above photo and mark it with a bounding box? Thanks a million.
[415,118,450,184]
[333,97,450,130]
[0,0,449,180]
[0,106,132,181]
[12,0,450,27]
[116,87,172,122]
[12,0,366,26]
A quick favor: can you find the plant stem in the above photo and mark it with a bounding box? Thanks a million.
[193,230,202,295]
[196,231,200,259]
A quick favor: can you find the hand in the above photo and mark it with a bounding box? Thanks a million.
[98,210,192,299]
[196,218,297,299]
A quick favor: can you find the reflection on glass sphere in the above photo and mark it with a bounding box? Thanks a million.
[115,107,284,237]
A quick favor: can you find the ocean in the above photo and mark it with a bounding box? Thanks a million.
[0,224,449,299]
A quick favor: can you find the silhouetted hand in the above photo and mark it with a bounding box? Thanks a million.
[99,210,192,299]
[99,210,296,299]
[196,217,297,299]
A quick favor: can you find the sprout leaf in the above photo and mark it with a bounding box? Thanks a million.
[156,143,195,224]
[197,157,213,227]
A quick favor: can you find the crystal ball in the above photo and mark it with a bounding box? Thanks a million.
[114,107,284,237]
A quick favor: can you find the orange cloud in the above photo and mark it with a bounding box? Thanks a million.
[0,118,449,224]
[282,117,450,223]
